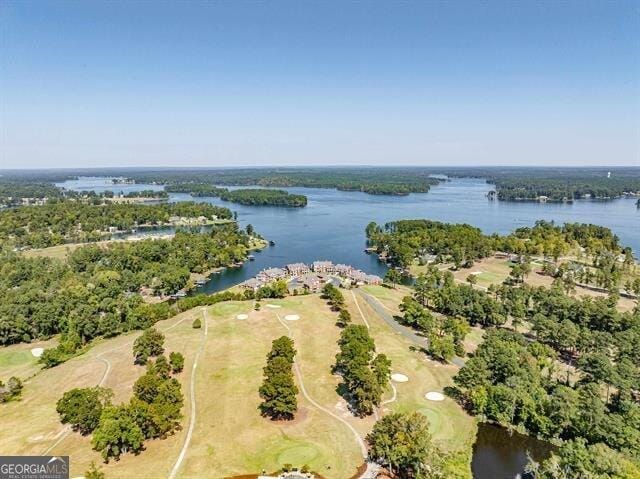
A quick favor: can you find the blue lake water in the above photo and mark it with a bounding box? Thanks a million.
[59,175,637,478]
[59,176,639,296]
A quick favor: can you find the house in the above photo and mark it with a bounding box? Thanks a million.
[418,254,437,264]
[312,261,334,273]
[364,274,383,285]
[287,263,310,276]
[347,269,367,283]
[300,273,322,292]
[257,267,287,282]
[334,263,353,276]
[241,278,263,290]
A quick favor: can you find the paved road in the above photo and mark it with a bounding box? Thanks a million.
[356,289,466,368]
[354,289,428,350]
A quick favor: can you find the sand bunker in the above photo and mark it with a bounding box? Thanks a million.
[284,314,300,321]
[391,373,409,383]
[31,347,44,358]
[425,391,445,401]
[266,304,282,309]
[236,314,249,320]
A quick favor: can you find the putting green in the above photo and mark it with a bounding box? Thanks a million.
[0,350,34,368]
[419,407,445,436]
[277,444,320,465]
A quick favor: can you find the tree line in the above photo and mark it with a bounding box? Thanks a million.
[490,176,640,202]
[333,325,391,416]
[120,167,443,196]
[321,283,352,327]
[389,240,640,473]
[167,183,307,207]
[367,219,626,270]
[0,223,252,350]
[0,200,232,248]
[259,336,298,419]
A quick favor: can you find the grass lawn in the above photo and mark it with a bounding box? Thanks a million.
[0,338,58,380]
[352,287,476,453]
[0,307,204,478]
[0,289,477,478]
[0,349,33,368]
[360,284,410,315]
[22,244,79,260]
[179,298,363,479]
[442,257,637,313]
[21,240,131,261]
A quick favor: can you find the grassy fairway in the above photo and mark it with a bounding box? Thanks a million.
[0,289,476,478]
[351,287,477,462]
[411,257,637,312]
[0,307,204,478]
[179,299,363,479]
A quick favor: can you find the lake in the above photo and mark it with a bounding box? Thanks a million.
[59,176,640,295]
[59,175,637,478]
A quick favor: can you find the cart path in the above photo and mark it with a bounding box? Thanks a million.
[275,313,377,472]
[168,307,208,479]
[351,290,371,330]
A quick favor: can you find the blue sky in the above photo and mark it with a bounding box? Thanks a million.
[1,1,638,168]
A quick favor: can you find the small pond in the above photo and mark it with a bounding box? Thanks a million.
[472,423,554,479]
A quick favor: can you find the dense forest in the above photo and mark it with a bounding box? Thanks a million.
[399,274,640,474]
[0,201,231,248]
[429,166,640,201]
[385,219,640,475]
[0,223,252,349]
[0,181,64,206]
[167,183,307,206]
[490,176,640,202]
[366,219,628,269]
[2,166,639,201]
[15,167,439,196]
[127,168,442,195]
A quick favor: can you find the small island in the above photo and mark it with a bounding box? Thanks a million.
[219,188,307,207]
[166,183,308,207]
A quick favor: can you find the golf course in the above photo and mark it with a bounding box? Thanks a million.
[0,286,476,478]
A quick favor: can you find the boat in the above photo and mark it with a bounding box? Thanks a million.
[248,255,255,261]
[195,279,206,286]
[269,240,275,246]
